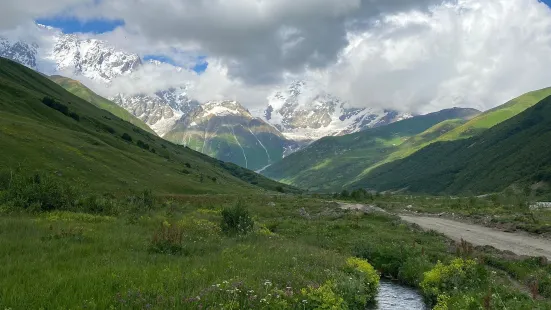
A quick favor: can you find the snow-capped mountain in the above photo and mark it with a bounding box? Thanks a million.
[260,81,412,141]
[1,31,196,136]
[51,34,142,83]
[0,28,412,170]
[0,38,38,69]
[111,88,200,136]
[164,100,299,171]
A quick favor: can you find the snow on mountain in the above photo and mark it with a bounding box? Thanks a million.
[50,34,142,83]
[0,37,38,69]
[0,28,412,163]
[164,100,298,171]
[259,81,412,141]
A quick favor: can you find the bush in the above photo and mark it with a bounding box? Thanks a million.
[69,112,80,121]
[104,125,115,134]
[124,189,155,212]
[421,259,485,305]
[149,222,185,255]
[42,97,80,121]
[276,185,285,193]
[1,172,78,211]
[77,195,121,215]
[184,163,191,168]
[121,133,133,142]
[137,140,150,150]
[300,281,344,310]
[343,257,380,304]
[335,273,370,309]
[340,190,350,198]
[398,256,433,287]
[220,201,254,236]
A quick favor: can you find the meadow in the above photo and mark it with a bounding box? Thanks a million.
[1,173,551,309]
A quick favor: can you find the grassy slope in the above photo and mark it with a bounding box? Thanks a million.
[0,57,296,194]
[437,87,551,141]
[164,118,289,172]
[262,108,479,192]
[356,94,551,195]
[49,75,155,134]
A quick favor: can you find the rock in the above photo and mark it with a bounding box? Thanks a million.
[268,202,276,207]
[298,208,311,219]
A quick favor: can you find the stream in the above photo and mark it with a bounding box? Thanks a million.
[372,280,427,310]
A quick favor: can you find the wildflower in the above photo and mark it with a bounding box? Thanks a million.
[260,298,267,303]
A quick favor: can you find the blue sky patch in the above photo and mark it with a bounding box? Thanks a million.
[36,17,124,34]
[193,56,209,74]
[144,55,209,74]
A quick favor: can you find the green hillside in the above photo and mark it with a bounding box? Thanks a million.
[0,57,297,194]
[163,102,295,172]
[261,108,479,191]
[437,87,551,141]
[49,75,155,134]
[355,95,551,195]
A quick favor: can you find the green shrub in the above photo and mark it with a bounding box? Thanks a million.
[77,195,121,215]
[42,97,81,122]
[276,185,285,193]
[42,96,69,115]
[421,259,485,305]
[69,112,80,121]
[220,201,254,236]
[1,172,78,211]
[343,257,379,304]
[121,133,133,142]
[340,190,349,198]
[149,222,185,255]
[538,273,551,298]
[299,281,344,310]
[335,273,369,309]
[398,256,433,287]
[137,140,150,150]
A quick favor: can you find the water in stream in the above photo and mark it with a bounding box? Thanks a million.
[373,281,427,310]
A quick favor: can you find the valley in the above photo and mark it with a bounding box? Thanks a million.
[1,10,551,310]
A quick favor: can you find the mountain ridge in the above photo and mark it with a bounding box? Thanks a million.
[354,94,551,195]
[0,56,297,194]
[261,107,480,191]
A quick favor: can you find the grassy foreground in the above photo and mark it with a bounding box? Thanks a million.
[1,177,551,309]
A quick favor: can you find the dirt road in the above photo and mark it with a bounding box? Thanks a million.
[400,215,551,259]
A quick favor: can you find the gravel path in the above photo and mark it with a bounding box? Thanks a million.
[400,215,551,259]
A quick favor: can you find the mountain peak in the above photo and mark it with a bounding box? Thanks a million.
[261,80,411,141]
[52,33,142,83]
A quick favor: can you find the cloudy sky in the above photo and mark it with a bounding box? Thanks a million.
[2,0,551,113]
